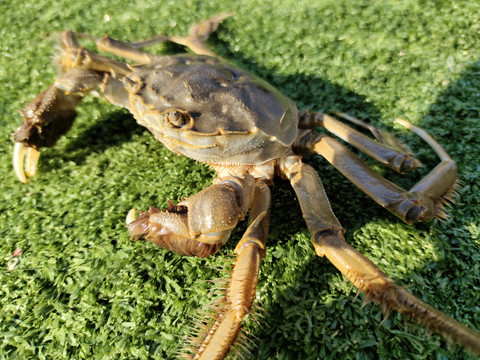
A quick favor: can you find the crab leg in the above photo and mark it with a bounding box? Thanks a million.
[97,13,233,61]
[333,111,415,153]
[188,181,270,359]
[294,119,457,224]
[95,35,157,64]
[58,30,131,76]
[280,157,480,354]
[72,13,233,70]
[164,13,233,58]
[298,110,421,173]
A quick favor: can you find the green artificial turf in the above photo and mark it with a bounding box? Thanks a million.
[1,1,479,359]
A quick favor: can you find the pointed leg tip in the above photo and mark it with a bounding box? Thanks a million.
[394,118,423,135]
[210,12,236,22]
[394,118,413,128]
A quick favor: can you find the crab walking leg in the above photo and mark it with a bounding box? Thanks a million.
[332,111,416,154]
[127,174,256,258]
[298,110,420,173]
[295,132,457,224]
[281,158,480,354]
[84,13,233,67]
[167,13,233,58]
[190,181,270,360]
[95,35,156,64]
[119,13,233,59]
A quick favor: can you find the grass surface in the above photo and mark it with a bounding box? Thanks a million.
[1,1,480,359]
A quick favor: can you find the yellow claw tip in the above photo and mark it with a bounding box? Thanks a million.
[126,208,137,225]
[13,142,28,184]
[25,147,40,178]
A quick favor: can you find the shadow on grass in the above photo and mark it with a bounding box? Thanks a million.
[39,109,147,170]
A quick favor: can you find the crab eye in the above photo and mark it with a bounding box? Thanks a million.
[167,111,186,128]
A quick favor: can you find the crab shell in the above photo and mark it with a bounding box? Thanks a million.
[105,55,298,165]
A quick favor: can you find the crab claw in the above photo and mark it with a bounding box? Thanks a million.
[126,207,164,242]
[13,142,41,183]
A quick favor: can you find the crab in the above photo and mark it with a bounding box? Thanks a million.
[12,14,480,359]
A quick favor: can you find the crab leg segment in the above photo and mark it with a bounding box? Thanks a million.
[394,118,457,201]
[167,13,233,58]
[109,13,234,59]
[190,181,270,359]
[281,157,480,354]
[318,233,480,354]
[59,31,131,76]
[333,111,416,154]
[95,35,156,65]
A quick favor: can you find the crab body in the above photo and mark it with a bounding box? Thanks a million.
[119,55,297,166]
[11,14,480,360]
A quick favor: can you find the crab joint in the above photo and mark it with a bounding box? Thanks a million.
[313,228,344,257]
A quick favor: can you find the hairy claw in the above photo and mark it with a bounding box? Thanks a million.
[13,142,40,183]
